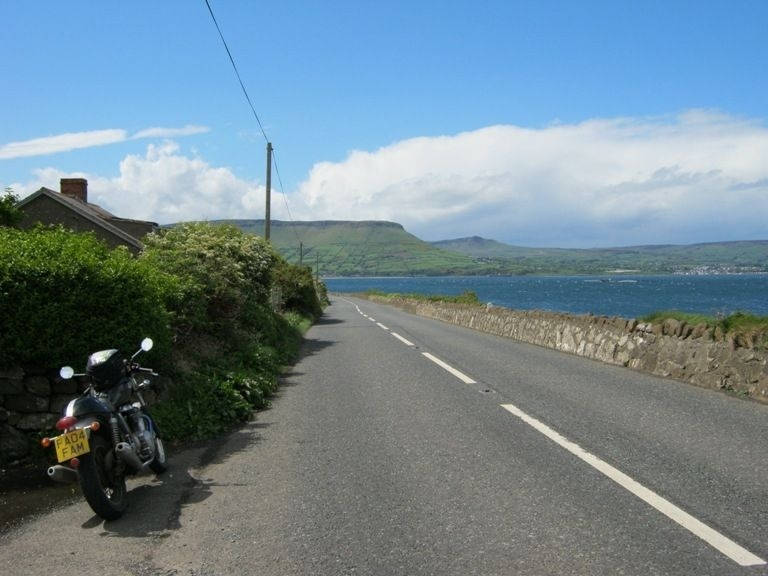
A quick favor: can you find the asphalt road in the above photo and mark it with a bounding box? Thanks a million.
[1,296,767,575]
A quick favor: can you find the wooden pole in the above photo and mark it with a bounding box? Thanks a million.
[265,142,273,241]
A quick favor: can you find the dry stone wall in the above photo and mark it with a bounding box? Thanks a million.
[365,296,768,403]
[0,366,72,464]
[0,367,161,465]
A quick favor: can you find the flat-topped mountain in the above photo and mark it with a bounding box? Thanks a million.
[193,220,768,276]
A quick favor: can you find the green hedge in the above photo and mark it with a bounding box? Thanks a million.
[1,222,323,442]
[0,226,173,368]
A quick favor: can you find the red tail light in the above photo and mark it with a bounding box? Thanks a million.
[56,416,77,431]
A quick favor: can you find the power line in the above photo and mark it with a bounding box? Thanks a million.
[204,0,305,248]
[204,0,269,143]
[272,149,304,246]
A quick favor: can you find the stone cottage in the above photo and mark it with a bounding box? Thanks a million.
[17,178,157,253]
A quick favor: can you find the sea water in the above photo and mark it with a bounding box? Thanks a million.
[324,274,768,318]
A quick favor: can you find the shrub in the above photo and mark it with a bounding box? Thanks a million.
[273,258,323,318]
[0,226,172,368]
[0,188,22,228]
[141,222,276,339]
[150,370,252,439]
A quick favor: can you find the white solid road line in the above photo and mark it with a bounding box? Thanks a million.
[422,352,477,384]
[500,403,766,567]
[377,323,389,330]
[391,333,415,347]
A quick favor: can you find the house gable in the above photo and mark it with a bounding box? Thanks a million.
[17,187,145,253]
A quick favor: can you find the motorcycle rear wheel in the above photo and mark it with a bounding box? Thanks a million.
[79,435,128,520]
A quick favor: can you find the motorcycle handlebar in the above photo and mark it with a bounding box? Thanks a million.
[130,364,158,377]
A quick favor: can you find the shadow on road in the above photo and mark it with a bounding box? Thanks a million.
[89,419,267,538]
[86,469,214,537]
[314,317,345,326]
[296,337,335,359]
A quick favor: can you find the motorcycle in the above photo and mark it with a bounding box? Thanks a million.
[42,337,167,520]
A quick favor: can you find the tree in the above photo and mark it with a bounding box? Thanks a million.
[0,187,23,228]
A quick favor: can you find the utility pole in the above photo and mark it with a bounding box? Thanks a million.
[299,242,303,266]
[265,142,273,241]
[315,253,319,282]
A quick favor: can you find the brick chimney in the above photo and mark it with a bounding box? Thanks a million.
[60,178,88,203]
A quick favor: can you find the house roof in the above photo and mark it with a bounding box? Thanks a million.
[17,187,148,250]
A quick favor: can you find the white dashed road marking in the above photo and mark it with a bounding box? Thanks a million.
[391,333,414,346]
[421,352,477,384]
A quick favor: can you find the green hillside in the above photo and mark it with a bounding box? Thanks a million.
[210,220,491,276]
[433,236,768,275]
[202,221,768,276]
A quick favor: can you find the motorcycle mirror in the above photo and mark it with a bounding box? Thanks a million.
[141,338,153,352]
[60,366,74,380]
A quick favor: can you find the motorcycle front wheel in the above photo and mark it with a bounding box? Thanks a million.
[79,434,127,520]
[149,435,168,474]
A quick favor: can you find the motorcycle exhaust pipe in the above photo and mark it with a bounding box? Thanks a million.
[47,464,78,484]
[115,442,153,474]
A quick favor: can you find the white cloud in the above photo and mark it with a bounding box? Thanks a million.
[0,125,209,160]
[131,125,210,140]
[16,142,285,224]
[0,130,126,159]
[295,111,768,246]
[12,111,768,247]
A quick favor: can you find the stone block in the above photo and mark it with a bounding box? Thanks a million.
[0,378,25,395]
[734,332,754,349]
[22,365,48,376]
[0,424,31,462]
[24,376,51,396]
[0,366,24,380]
[690,323,709,339]
[52,378,78,394]
[5,395,49,413]
[663,318,681,336]
[16,413,57,431]
[615,348,631,366]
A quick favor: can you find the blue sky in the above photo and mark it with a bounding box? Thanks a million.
[2,0,768,247]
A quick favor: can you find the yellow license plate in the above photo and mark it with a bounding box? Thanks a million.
[54,428,90,463]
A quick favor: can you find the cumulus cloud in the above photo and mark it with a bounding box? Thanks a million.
[0,125,209,160]
[295,111,768,246]
[16,141,285,224]
[11,111,768,247]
